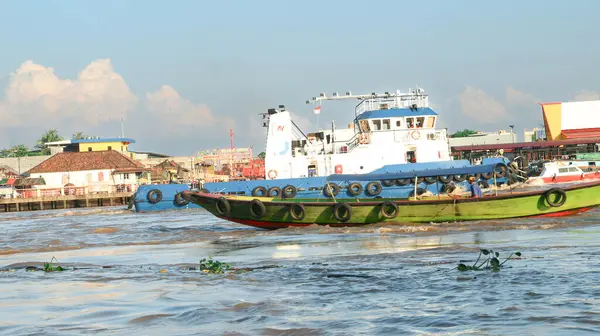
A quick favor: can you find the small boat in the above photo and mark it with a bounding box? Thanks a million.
[526,161,600,185]
[182,164,600,229]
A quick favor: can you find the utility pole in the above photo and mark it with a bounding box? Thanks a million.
[230,128,234,179]
[121,118,125,138]
[509,125,515,143]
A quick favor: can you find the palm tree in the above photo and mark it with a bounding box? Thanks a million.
[36,129,64,155]
[72,132,86,140]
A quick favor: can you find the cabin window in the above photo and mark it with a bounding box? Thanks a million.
[416,117,425,128]
[98,172,104,181]
[406,118,415,128]
[372,120,382,131]
[426,117,435,128]
[108,146,112,150]
[382,119,391,130]
[568,167,579,172]
[123,173,130,180]
[396,120,401,127]
[88,147,92,152]
[359,120,371,132]
[558,168,569,173]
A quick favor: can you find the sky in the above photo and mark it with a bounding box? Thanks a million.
[0,0,599,155]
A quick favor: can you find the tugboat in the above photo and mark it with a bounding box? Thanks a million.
[133,87,509,212]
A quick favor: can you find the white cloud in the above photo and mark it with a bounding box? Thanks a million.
[1,59,138,126]
[458,86,511,124]
[505,86,538,106]
[573,90,600,101]
[144,85,235,132]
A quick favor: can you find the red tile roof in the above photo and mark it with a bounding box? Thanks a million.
[27,150,146,174]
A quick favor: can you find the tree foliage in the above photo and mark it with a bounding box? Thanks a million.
[451,129,478,138]
[258,152,266,159]
[36,129,64,155]
[10,144,29,157]
[72,132,86,140]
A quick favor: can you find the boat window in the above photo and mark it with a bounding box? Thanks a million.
[426,117,435,128]
[416,117,425,128]
[396,120,401,128]
[558,168,569,173]
[407,118,415,128]
[372,120,382,131]
[382,119,391,130]
[359,120,370,132]
[568,167,579,172]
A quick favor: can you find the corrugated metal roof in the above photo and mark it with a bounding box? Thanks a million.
[452,137,600,151]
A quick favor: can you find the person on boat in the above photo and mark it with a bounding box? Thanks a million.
[468,176,482,198]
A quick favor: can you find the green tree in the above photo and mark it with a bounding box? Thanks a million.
[451,129,478,138]
[0,148,10,157]
[11,144,29,157]
[36,129,64,155]
[258,152,266,159]
[72,132,86,140]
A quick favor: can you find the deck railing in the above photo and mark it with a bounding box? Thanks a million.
[0,184,138,200]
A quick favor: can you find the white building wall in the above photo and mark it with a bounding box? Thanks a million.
[560,100,600,130]
[29,169,138,191]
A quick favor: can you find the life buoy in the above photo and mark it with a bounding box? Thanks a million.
[249,199,267,218]
[411,130,421,140]
[380,200,399,219]
[289,203,305,220]
[334,164,343,174]
[267,169,278,179]
[174,192,189,206]
[147,189,162,204]
[544,188,566,207]
[333,202,352,222]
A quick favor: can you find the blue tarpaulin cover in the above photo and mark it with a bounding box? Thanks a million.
[327,163,505,182]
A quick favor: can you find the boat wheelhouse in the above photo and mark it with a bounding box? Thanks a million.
[264,88,450,179]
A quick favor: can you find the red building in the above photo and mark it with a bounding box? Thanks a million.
[241,158,265,179]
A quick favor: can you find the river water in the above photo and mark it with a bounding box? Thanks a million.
[1,206,600,335]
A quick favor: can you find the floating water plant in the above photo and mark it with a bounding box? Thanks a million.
[457,249,522,272]
[43,257,65,272]
[199,257,231,274]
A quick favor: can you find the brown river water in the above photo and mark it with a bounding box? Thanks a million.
[1,205,600,335]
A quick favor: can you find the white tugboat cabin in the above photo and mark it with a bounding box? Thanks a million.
[263,88,451,179]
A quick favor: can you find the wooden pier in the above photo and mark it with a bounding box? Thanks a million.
[0,192,133,213]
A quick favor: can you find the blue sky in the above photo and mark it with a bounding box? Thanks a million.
[0,0,599,155]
